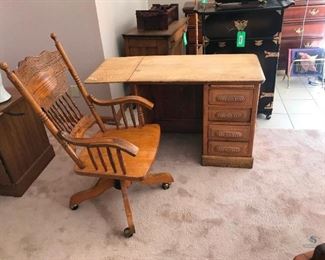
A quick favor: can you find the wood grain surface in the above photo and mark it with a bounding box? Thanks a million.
[85,54,265,84]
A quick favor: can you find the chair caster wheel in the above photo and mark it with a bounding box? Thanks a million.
[123,227,134,238]
[266,114,271,120]
[70,204,79,210]
[161,183,170,190]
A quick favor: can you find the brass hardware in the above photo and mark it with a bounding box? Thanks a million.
[264,51,279,58]
[204,36,210,44]
[215,95,245,102]
[264,102,273,109]
[218,42,226,48]
[295,27,304,35]
[273,32,281,45]
[304,42,312,47]
[254,40,263,47]
[309,8,319,16]
[260,92,274,98]
[234,20,248,31]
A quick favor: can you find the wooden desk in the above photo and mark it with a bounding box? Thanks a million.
[86,54,265,168]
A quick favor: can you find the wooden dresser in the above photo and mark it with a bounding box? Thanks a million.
[0,88,54,196]
[278,0,325,70]
[123,18,205,133]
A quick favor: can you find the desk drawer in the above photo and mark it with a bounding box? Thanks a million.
[208,108,251,122]
[208,88,253,107]
[208,141,250,157]
[208,125,251,141]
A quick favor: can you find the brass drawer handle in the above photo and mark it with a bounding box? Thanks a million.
[215,95,245,103]
[309,8,319,16]
[215,131,243,138]
[295,27,304,35]
[215,146,241,153]
[234,20,248,31]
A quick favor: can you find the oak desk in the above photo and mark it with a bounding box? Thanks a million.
[86,54,265,168]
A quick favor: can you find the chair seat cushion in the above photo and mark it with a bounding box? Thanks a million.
[74,124,160,181]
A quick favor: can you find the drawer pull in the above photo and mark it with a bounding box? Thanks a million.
[234,20,248,31]
[218,42,226,48]
[295,27,304,35]
[304,42,312,47]
[309,8,319,16]
[215,95,245,103]
[215,146,241,153]
[215,131,243,138]
[215,112,245,119]
[264,51,279,58]
[254,40,263,47]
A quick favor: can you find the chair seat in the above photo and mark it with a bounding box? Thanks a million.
[74,124,160,181]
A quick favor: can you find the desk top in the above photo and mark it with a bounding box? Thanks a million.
[85,54,265,84]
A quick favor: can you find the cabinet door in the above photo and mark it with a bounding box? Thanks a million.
[0,99,50,182]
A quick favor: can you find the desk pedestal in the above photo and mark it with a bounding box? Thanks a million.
[202,83,260,168]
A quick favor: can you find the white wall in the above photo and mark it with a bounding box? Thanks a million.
[0,0,109,113]
[95,0,148,98]
[0,0,151,105]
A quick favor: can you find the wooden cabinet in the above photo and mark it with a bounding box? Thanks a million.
[123,18,204,132]
[123,18,187,56]
[183,0,292,119]
[202,84,260,168]
[279,0,325,70]
[0,89,54,196]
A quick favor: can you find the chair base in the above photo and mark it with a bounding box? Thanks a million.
[69,172,174,237]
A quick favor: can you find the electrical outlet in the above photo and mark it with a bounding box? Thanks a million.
[69,85,80,97]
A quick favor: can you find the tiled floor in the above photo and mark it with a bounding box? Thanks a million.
[257,71,325,130]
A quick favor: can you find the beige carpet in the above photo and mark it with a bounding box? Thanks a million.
[0,128,324,260]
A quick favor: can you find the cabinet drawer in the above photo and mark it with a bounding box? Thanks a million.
[208,88,253,107]
[208,108,251,122]
[208,125,251,141]
[282,21,325,38]
[303,21,325,36]
[282,22,305,37]
[285,5,325,21]
[208,141,250,156]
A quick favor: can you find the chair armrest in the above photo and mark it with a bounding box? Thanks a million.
[59,131,139,156]
[89,95,154,110]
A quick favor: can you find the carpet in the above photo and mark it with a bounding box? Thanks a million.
[0,128,324,260]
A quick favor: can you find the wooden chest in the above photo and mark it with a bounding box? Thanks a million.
[279,0,325,70]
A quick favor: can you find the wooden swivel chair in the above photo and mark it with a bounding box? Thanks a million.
[0,33,174,238]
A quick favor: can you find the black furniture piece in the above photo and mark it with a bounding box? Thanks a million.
[194,0,294,119]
